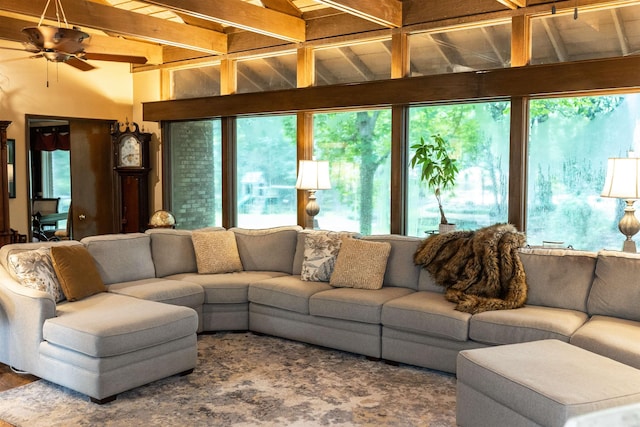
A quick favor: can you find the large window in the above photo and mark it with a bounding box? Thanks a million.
[527,94,640,251]
[236,115,297,228]
[168,120,222,229]
[313,109,392,234]
[171,65,221,99]
[407,102,511,237]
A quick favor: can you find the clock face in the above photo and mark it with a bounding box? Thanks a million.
[119,135,141,167]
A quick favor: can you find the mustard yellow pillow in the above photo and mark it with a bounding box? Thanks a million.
[330,238,391,290]
[50,245,106,302]
[191,230,243,274]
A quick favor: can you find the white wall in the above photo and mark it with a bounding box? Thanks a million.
[0,41,134,234]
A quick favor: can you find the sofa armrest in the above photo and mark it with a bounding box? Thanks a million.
[0,266,56,373]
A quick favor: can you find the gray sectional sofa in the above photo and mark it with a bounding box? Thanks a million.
[0,225,639,412]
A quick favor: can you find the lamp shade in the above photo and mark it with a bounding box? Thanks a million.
[295,160,331,190]
[601,158,640,199]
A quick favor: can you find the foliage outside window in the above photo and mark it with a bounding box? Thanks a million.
[168,120,222,229]
[407,102,510,236]
[236,115,297,228]
[313,109,391,235]
[526,94,639,251]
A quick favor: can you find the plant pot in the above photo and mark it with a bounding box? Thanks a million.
[439,223,456,234]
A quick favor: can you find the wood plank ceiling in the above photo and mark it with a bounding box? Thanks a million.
[0,0,638,88]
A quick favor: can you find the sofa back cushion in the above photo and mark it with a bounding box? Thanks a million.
[518,247,597,312]
[230,226,301,274]
[81,233,156,284]
[417,269,443,293]
[588,250,640,320]
[146,228,202,277]
[362,235,422,290]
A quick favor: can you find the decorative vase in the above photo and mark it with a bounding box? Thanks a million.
[439,223,456,234]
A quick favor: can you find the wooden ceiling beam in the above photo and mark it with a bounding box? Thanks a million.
[314,0,402,28]
[142,0,306,42]
[0,0,227,54]
[496,0,527,9]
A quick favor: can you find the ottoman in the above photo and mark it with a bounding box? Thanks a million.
[457,340,640,427]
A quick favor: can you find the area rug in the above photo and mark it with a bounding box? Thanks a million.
[0,332,456,426]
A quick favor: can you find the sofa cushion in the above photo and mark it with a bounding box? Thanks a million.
[146,228,202,277]
[518,247,597,312]
[571,315,640,370]
[0,240,81,272]
[107,278,204,308]
[166,271,288,304]
[192,230,243,274]
[469,305,588,345]
[81,233,156,284]
[363,235,422,290]
[44,293,197,358]
[7,247,65,302]
[381,291,471,341]
[249,275,333,314]
[292,229,360,276]
[50,245,107,302]
[230,226,301,274]
[301,232,343,282]
[330,238,391,290]
[309,287,413,324]
[588,250,640,321]
[417,269,442,293]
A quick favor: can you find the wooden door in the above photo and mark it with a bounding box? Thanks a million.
[69,120,117,240]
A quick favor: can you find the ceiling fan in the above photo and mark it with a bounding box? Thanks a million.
[3,0,147,71]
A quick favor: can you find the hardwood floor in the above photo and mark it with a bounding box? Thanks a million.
[0,362,38,392]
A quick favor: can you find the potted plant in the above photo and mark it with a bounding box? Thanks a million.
[410,134,459,234]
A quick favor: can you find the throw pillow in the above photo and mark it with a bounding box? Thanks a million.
[8,247,65,303]
[330,238,391,290]
[50,245,106,302]
[191,230,243,274]
[301,232,344,282]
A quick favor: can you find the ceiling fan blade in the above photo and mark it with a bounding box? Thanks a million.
[65,56,96,71]
[82,52,148,64]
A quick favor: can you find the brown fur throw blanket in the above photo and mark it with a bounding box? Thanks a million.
[414,223,527,314]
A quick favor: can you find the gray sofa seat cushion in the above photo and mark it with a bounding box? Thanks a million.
[381,291,471,341]
[588,250,640,321]
[248,275,333,315]
[469,305,588,345]
[309,287,414,324]
[519,247,597,312]
[166,271,287,304]
[571,315,640,370]
[81,233,156,284]
[362,235,422,290]
[107,278,204,307]
[43,293,197,358]
[230,226,301,274]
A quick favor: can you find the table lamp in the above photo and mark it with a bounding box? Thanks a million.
[601,157,640,252]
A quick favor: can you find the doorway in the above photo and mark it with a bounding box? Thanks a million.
[27,116,118,241]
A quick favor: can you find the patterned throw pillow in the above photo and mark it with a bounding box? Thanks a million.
[330,238,391,290]
[301,232,344,282]
[8,247,65,303]
[191,230,243,274]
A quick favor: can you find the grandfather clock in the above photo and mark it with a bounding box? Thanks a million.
[111,121,151,234]
[0,121,12,246]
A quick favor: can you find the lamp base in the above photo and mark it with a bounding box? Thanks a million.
[305,190,320,230]
[619,200,640,253]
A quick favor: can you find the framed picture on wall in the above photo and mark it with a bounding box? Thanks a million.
[7,139,15,199]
